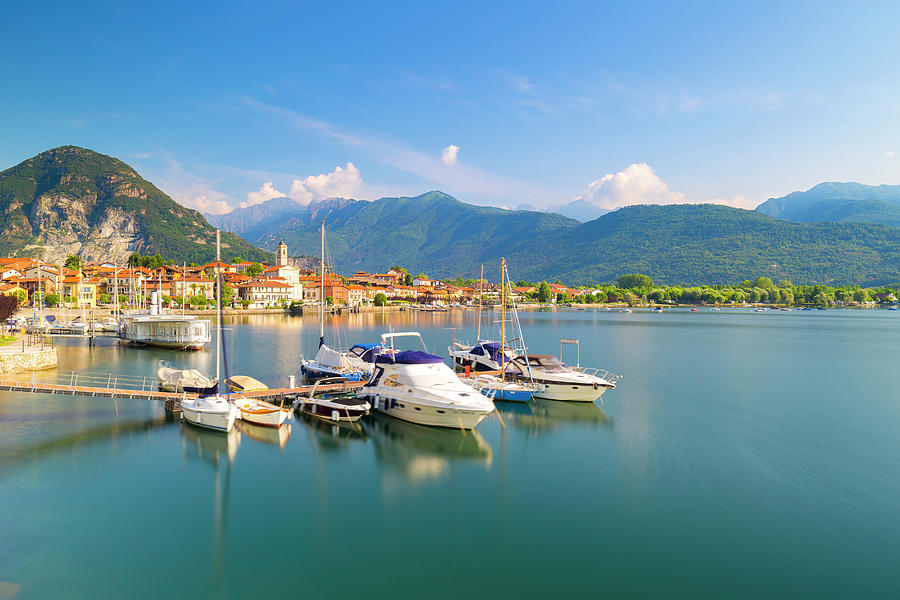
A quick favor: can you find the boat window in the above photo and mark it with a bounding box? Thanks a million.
[383,376,403,387]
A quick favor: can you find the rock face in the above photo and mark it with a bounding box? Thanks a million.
[0,146,271,264]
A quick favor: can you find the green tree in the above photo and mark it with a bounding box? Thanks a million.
[853,288,870,303]
[404,273,413,286]
[617,273,653,289]
[241,299,251,309]
[247,262,264,277]
[374,292,387,307]
[231,256,243,264]
[189,295,208,307]
[753,276,776,290]
[98,293,111,305]
[12,289,28,304]
[537,281,553,303]
[325,296,334,306]
[221,282,234,305]
[64,255,83,271]
[44,293,59,307]
[161,294,172,306]
[117,294,128,306]
[64,295,76,306]
[556,292,569,304]
[622,291,638,306]
[127,253,142,268]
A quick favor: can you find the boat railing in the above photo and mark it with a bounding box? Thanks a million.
[575,367,621,385]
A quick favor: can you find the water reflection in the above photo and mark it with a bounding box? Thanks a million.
[365,413,492,486]
[497,399,611,436]
[0,416,167,474]
[235,419,291,449]
[301,413,369,452]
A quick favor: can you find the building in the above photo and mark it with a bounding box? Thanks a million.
[275,240,288,267]
[236,279,292,307]
[264,264,304,301]
[0,282,28,300]
[61,276,98,308]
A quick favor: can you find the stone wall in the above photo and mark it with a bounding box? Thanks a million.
[0,348,58,375]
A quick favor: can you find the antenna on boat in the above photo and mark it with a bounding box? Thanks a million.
[215,230,222,392]
[319,219,325,348]
[476,264,483,341]
[500,257,506,383]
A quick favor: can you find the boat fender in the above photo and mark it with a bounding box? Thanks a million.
[593,382,599,389]
[374,396,380,410]
[331,410,340,421]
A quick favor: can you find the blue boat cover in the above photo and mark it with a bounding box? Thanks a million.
[375,350,444,364]
[481,342,508,365]
[350,343,381,351]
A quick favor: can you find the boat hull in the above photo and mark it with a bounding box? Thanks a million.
[295,399,368,423]
[531,380,611,402]
[181,404,237,432]
[238,407,290,428]
[481,387,533,402]
[363,394,490,429]
[300,363,366,382]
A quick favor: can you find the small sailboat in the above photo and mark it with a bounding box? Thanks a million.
[181,230,239,433]
[293,377,370,423]
[233,396,292,428]
[300,221,378,382]
[465,258,537,403]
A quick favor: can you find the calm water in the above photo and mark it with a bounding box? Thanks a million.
[1,308,899,598]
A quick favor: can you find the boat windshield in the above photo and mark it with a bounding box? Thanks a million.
[396,367,459,387]
[525,356,570,373]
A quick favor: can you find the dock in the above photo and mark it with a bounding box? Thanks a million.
[0,375,366,412]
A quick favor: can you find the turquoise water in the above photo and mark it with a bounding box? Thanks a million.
[1,308,899,598]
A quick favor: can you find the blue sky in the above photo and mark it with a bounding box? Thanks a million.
[2,0,899,214]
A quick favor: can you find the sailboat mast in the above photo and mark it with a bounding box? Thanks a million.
[319,220,325,346]
[215,230,222,387]
[476,264,483,341]
[500,258,506,382]
[182,262,186,318]
[113,263,119,317]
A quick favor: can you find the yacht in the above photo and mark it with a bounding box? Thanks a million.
[293,377,371,423]
[359,332,494,429]
[505,354,618,403]
[301,342,382,382]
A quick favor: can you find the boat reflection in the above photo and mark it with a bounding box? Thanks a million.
[236,419,291,450]
[300,413,369,452]
[364,413,492,485]
[497,399,611,434]
[181,423,241,467]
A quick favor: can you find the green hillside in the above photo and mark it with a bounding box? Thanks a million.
[0,146,271,264]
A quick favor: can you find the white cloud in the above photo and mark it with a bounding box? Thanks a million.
[576,163,685,210]
[288,162,362,205]
[441,145,460,166]
[241,181,285,208]
[184,193,233,215]
[886,151,895,158]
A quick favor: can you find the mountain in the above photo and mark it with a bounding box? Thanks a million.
[548,198,610,222]
[250,191,580,277]
[205,196,308,240]
[244,192,900,285]
[0,146,271,264]
[757,182,900,227]
[505,204,900,285]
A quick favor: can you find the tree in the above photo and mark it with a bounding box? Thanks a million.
[221,282,234,305]
[617,273,653,290]
[241,299,251,309]
[556,292,569,304]
[12,289,28,304]
[537,281,553,303]
[44,293,60,307]
[117,294,128,306]
[247,262,264,277]
[374,293,387,307]
[404,274,413,286]
[231,256,243,264]
[189,295,208,307]
[98,293,111,305]
[0,295,19,322]
[161,294,172,306]
[127,253,142,268]
[753,276,776,290]
[325,296,334,306]
[853,288,870,303]
[64,255,83,271]
[622,291,638,307]
[64,295,76,306]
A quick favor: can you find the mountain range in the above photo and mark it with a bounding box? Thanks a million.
[3,146,900,286]
[0,147,271,265]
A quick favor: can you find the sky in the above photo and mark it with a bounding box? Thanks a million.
[1,0,899,215]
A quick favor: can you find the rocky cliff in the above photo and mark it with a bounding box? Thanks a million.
[0,146,270,264]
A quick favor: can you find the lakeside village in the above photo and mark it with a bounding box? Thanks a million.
[0,241,897,312]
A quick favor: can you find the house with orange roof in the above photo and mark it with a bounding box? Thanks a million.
[236,279,292,307]
[204,261,235,277]
[61,275,98,308]
[0,282,28,301]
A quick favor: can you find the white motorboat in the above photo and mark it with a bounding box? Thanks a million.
[157,360,218,395]
[99,317,119,333]
[301,342,381,382]
[505,354,619,403]
[449,340,516,372]
[359,332,494,429]
[181,395,239,432]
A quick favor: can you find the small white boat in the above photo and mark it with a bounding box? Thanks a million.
[226,375,268,393]
[234,397,291,428]
[360,332,494,429]
[181,395,239,432]
[99,317,119,332]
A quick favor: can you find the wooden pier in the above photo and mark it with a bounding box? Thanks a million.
[0,377,366,412]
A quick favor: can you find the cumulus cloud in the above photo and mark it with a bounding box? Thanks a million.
[187,194,233,215]
[576,163,685,210]
[441,145,460,166]
[241,181,285,208]
[288,162,361,205]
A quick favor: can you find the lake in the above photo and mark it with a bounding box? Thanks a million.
[1,307,899,598]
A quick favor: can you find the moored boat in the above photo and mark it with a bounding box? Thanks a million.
[293,377,370,423]
[158,360,218,395]
[182,395,239,432]
[234,397,291,428]
[360,332,494,429]
[505,354,618,403]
